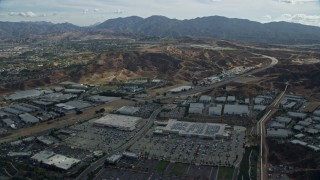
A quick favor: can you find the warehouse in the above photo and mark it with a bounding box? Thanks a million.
[208,105,223,116]
[254,105,266,111]
[275,116,292,125]
[93,114,142,131]
[199,95,212,103]
[168,86,192,93]
[267,128,292,138]
[227,96,236,103]
[283,102,297,109]
[288,112,307,119]
[314,110,320,117]
[31,150,80,171]
[297,121,311,127]
[65,100,92,110]
[117,106,140,116]
[54,103,76,114]
[160,119,229,139]
[215,96,227,103]
[19,113,39,124]
[5,89,44,101]
[86,96,119,103]
[189,103,204,114]
[223,104,249,115]
[269,122,286,129]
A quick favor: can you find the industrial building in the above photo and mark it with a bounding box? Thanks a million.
[157,119,230,139]
[86,96,119,103]
[189,103,204,114]
[199,95,212,103]
[31,150,80,171]
[65,100,92,110]
[19,113,39,124]
[168,86,192,93]
[253,105,266,111]
[288,112,307,119]
[267,129,292,138]
[215,96,227,103]
[314,110,320,117]
[117,106,140,116]
[54,103,76,114]
[93,114,142,131]
[208,105,223,116]
[227,96,236,103]
[223,104,249,115]
[4,89,44,101]
[275,116,292,125]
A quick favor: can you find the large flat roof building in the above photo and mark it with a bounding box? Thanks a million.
[5,90,44,101]
[224,104,249,115]
[189,103,204,114]
[93,114,142,131]
[31,150,80,171]
[19,113,39,124]
[159,119,230,139]
[209,106,223,116]
[199,95,212,103]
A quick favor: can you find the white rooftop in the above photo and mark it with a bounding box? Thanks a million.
[93,114,141,131]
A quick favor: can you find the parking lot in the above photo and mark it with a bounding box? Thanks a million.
[129,125,246,167]
[95,158,219,180]
[62,118,148,152]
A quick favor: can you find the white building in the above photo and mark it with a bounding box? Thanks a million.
[224,105,249,115]
[189,103,204,114]
[199,95,212,103]
[209,106,223,116]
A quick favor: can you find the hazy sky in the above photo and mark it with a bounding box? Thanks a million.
[0,0,320,26]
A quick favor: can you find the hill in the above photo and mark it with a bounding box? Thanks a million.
[1,16,320,44]
[96,16,320,44]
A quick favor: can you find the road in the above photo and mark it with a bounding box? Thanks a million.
[77,53,279,180]
[76,107,163,180]
[159,54,278,100]
[258,83,288,180]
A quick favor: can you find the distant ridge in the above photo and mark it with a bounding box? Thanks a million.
[2,15,320,44]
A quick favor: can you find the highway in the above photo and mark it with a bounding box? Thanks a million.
[258,83,288,180]
[76,107,163,180]
[159,54,278,100]
[77,53,279,180]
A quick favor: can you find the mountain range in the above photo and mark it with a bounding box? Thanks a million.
[2,15,320,44]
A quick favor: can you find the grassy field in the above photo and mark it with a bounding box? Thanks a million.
[218,167,234,180]
[238,146,259,180]
[170,163,187,176]
[156,160,170,173]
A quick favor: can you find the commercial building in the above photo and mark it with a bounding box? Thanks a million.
[288,112,307,119]
[189,103,204,114]
[215,96,227,103]
[31,150,80,171]
[65,100,92,110]
[314,110,320,117]
[86,96,119,103]
[223,104,249,115]
[5,90,44,101]
[19,113,39,124]
[209,105,223,116]
[269,122,286,129]
[199,95,212,103]
[158,119,230,139]
[254,105,266,111]
[227,96,236,103]
[275,116,292,125]
[93,114,142,131]
[267,129,292,138]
